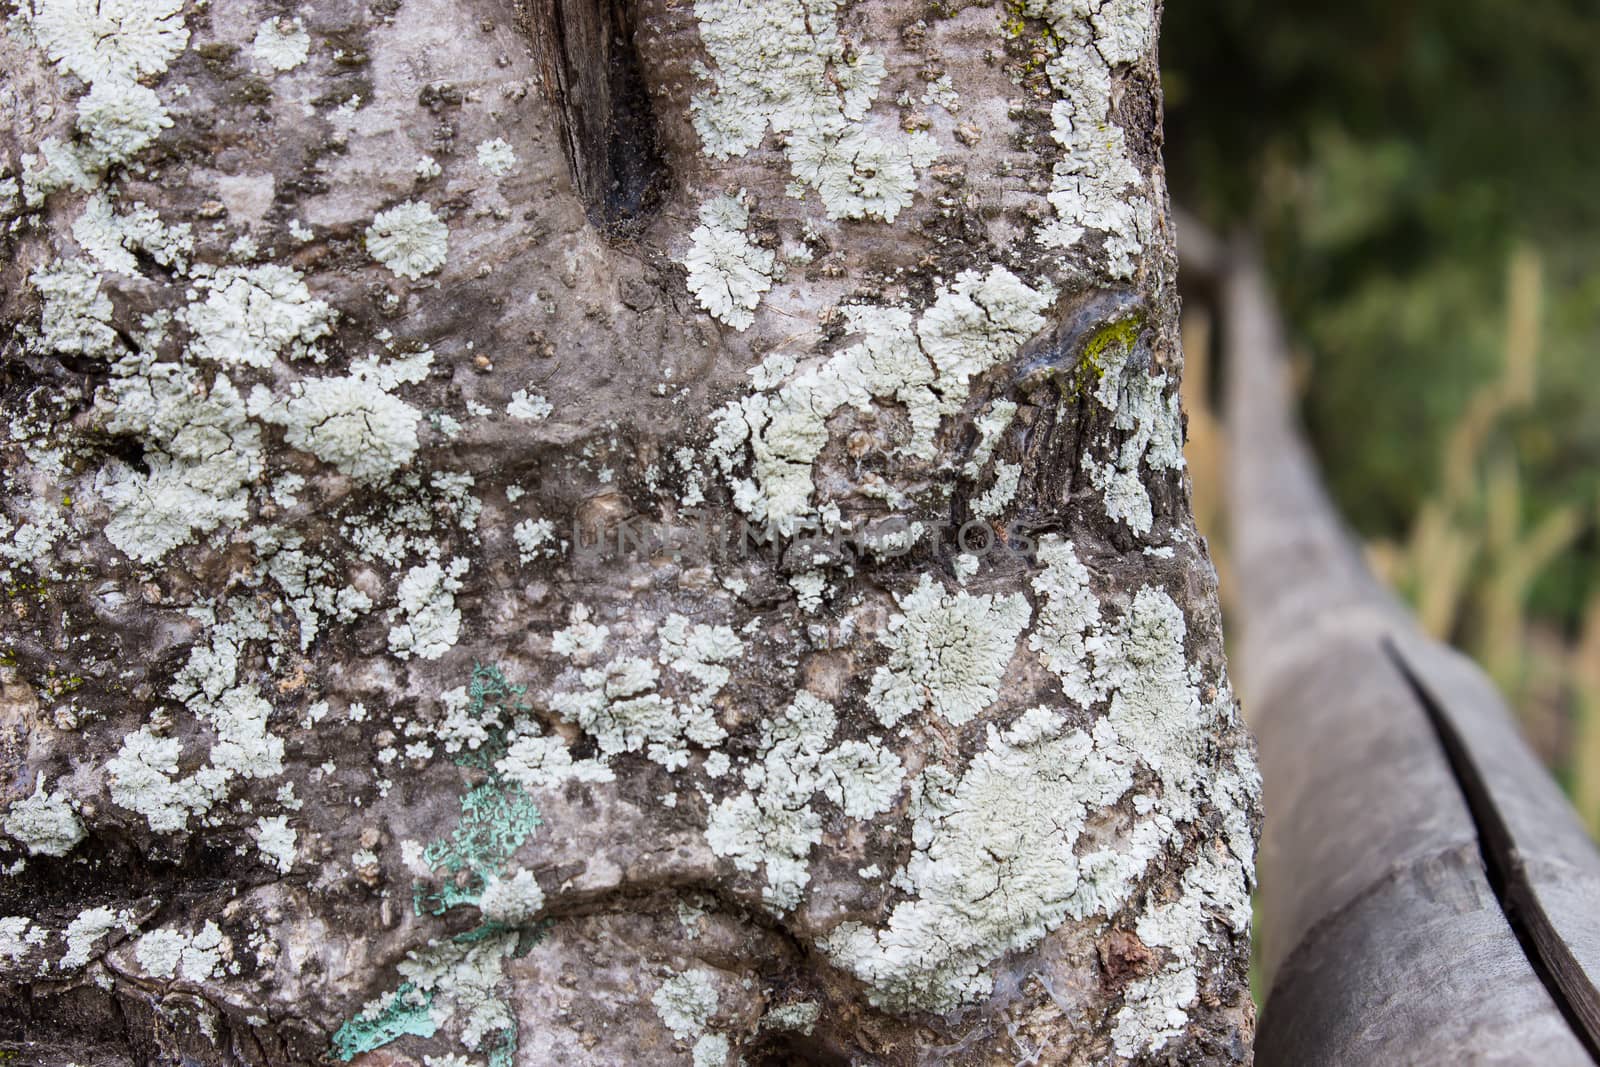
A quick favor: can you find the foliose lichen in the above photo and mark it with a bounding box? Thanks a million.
[688,0,937,222]
[865,576,1031,727]
[2,774,85,857]
[252,16,310,73]
[366,200,449,280]
[682,193,774,332]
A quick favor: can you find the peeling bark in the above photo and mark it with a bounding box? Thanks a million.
[0,0,1257,1064]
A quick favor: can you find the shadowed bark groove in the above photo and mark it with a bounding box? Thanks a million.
[519,0,670,236]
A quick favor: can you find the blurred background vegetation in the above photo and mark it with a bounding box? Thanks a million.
[1160,0,1600,832]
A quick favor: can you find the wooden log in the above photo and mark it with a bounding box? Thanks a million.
[1218,248,1600,1064]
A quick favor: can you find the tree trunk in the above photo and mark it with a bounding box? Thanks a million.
[0,0,1256,1064]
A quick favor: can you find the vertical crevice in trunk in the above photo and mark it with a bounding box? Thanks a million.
[519,0,669,238]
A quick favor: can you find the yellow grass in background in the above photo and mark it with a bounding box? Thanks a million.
[1180,304,1229,605]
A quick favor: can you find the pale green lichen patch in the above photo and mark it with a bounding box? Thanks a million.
[1027,538,1219,831]
[866,576,1031,727]
[15,0,185,209]
[821,706,1131,1011]
[2,774,85,857]
[550,655,722,770]
[760,1001,821,1035]
[506,389,552,420]
[252,16,310,73]
[693,1033,731,1067]
[652,967,719,1039]
[545,611,740,771]
[511,518,558,563]
[477,869,546,925]
[688,0,937,221]
[962,398,1018,478]
[252,814,297,873]
[387,558,469,661]
[1027,536,1101,704]
[1111,850,1251,1055]
[916,268,1057,414]
[0,497,70,585]
[106,683,285,833]
[475,138,517,177]
[657,614,742,702]
[550,607,608,659]
[433,664,525,766]
[19,138,94,207]
[1012,0,1153,277]
[180,264,334,368]
[394,933,524,1064]
[22,0,188,85]
[710,267,1052,532]
[970,461,1020,518]
[651,970,734,1066]
[30,258,117,358]
[72,193,193,276]
[822,535,1254,1032]
[683,193,774,332]
[61,905,135,970]
[706,692,903,910]
[73,80,171,169]
[1087,368,1184,536]
[23,81,173,203]
[96,352,263,563]
[104,599,288,832]
[250,351,431,483]
[251,527,375,651]
[133,921,225,982]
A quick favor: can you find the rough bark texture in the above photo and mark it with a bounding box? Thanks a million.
[0,0,1256,1064]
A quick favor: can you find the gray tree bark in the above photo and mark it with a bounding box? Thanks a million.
[0,0,1256,1063]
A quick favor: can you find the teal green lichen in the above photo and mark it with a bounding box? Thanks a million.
[414,781,542,916]
[458,662,534,770]
[412,662,541,915]
[330,982,437,1059]
[331,663,549,1064]
[484,1022,518,1067]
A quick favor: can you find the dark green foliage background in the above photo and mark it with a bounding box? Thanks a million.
[1162,0,1600,627]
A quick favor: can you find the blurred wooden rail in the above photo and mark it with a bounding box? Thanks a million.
[1178,220,1600,1064]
